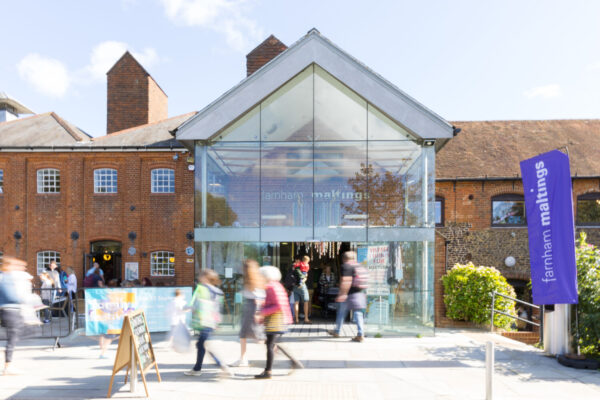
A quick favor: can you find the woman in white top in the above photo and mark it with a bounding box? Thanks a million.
[229,259,266,367]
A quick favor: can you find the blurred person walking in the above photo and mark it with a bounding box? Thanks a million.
[328,251,368,342]
[255,266,303,379]
[229,259,265,367]
[39,271,53,323]
[185,269,232,377]
[0,256,31,375]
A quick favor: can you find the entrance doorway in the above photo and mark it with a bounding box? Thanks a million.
[89,241,122,284]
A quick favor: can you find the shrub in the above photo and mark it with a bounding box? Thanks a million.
[442,262,516,329]
[575,233,600,356]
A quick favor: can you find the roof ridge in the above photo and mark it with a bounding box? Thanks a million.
[50,112,87,142]
[93,112,197,141]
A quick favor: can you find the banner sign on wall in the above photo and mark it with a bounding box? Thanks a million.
[85,287,193,335]
[520,149,578,304]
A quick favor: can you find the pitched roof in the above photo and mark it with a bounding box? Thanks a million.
[0,112,90,147]
[437,119,600,179]
[176,29,453,142]
[0,91,34,114]
[91,112,196,147]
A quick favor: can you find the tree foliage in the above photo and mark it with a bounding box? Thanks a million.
[575,232,600,356]
[442,263,516,329]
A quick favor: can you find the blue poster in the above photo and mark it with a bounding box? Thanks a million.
[85,287,193,335]
[520,150,578,304]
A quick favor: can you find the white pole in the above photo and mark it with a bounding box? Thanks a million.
[486,341,494,400]
[130,336,137,393]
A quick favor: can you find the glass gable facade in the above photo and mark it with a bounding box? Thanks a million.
[194,64,436,335]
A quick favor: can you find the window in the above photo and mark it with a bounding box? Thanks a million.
[576,193,600,226]
[0,169,3,193]
[150,251,175,276]
[435,196,444,226]
[37,168,60,193]
[492,194,526,226]
[151,169,175,193]
[94,168,117,193]
[36,251,61,275]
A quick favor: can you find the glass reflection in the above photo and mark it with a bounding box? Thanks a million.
[367,141,422,227]
[261,67,313,141]
[207,143,260,227]
[217,106,260,141]
[314,65,367,141]
[314,142,367,228]
[261,143,313,227]
[367,104,414,140]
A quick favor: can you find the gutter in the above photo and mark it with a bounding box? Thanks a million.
[0,146,188,153]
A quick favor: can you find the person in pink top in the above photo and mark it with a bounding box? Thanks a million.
[255,266,303,379]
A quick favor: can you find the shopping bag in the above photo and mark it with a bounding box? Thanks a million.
[171,322,191,353]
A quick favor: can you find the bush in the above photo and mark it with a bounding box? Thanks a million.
[575,233,600,356]
[442,262,516,329]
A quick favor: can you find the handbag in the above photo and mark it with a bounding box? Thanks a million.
[171,321,191,353]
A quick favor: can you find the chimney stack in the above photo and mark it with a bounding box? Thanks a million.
[246,35,287,77]
[106,52,167,134]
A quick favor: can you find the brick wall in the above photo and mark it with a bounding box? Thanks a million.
[107,52,168,134]
[0,151,194,286]
[434,178,600,327]
[246,35,288,76]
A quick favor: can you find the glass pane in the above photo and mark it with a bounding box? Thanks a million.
[368,104,414,140]
[207,143,260,227]
[435,201,442,225]
[492,201,526,225]
[576,199,600,225]
[367,141,422,227]
[217,106,260,141]
[314,142,367,228]
[261,67,313,141]
[314,65,366,141]
[261,142,313,227]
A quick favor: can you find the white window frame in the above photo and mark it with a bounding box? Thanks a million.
[37,251,61,275]
[37,168,61,193]
[150,251,175,276]
[0,169,4,194]
[94,168,118,193]
[151,168,175,193]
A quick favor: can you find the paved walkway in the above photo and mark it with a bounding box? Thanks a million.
[1,328,599,400]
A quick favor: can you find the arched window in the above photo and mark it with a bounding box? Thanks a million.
[576,192,600,226]
[37,251,61,275]
[151,169,175,193]
[37,168,60,193]
[435,196,444,227]
[150,251,175,276]
[492,194,526,226]
[94,168,118,193]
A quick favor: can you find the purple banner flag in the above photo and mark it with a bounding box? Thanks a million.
[520,150,578,304]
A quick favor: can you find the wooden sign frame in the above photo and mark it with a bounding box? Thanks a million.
[107,310,161,398]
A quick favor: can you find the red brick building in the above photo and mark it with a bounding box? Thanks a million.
[434,120,600,327]
[0,53,195,286]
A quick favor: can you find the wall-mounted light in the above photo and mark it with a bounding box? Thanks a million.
[186,231,194,241]
[424,139,436,147]
[70,231,79,241]
[173,154,179,160]
[505,256,516,267]
[128,232,137,241]
[13,231,22,240]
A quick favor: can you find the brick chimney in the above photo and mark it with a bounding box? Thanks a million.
[246,35,288,77]
[106,52,168,134]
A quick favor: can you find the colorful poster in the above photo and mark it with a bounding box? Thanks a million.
[358,245,390,296]
[85,287,193,335]
[520,150,578,304]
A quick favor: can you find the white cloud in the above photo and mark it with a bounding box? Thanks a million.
[523,84,561,99]
[159,0,263,52]
[86,41,160,81]
[17,54,70,97]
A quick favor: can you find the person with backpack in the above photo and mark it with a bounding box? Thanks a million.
[327,251,368,342]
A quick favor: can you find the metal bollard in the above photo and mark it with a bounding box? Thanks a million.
[486,341,494,400]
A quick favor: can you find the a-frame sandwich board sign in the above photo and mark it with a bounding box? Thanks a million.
[107,310,161,398]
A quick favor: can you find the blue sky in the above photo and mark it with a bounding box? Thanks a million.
[2,1,600,137]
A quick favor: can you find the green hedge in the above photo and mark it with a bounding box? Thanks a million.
[442,263,516,329]
[575,233,600,356]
